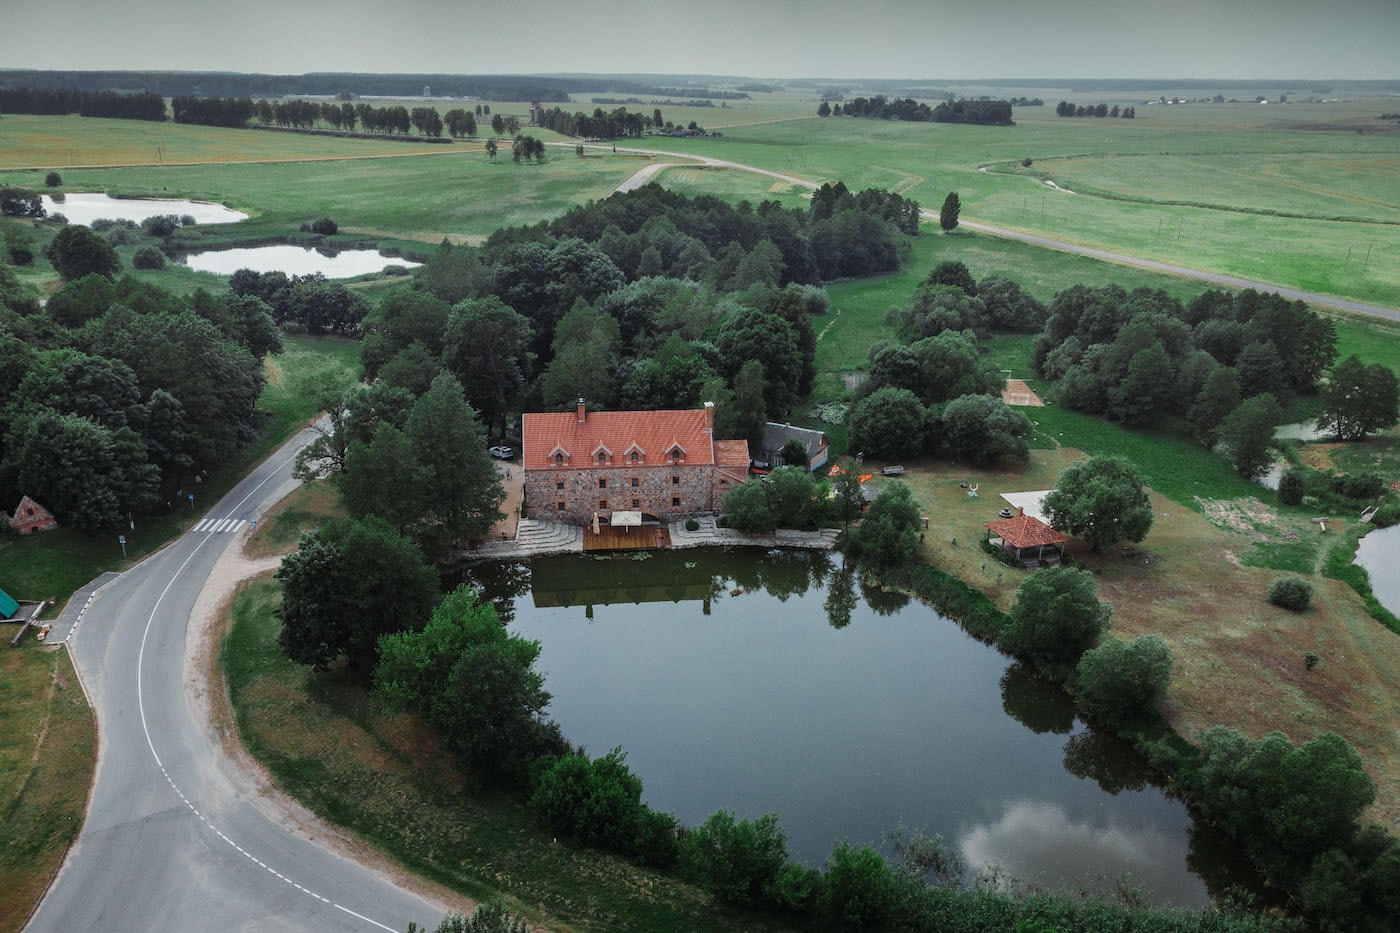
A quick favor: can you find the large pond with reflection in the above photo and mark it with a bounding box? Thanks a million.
[467,549,1260,908]
[174,244,419,278]
[41,192,247,226]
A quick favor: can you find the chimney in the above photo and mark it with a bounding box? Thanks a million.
[577,397,586,424]
[703,400,714,433]
[1017,506,1024,517]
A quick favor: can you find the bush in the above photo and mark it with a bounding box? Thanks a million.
[140,214,182,237]
[1269,577,1313,611]
[1330,471,1385,501]
[132,246,167,270]
[311,217,339,235]
[7,244,34,266]
[44,172,62,187]
[530,747,646,853]
[684,517,699,531]
[822,842,900,931]
[1278,467,1307,506]
[1371,500,1400,528]
[682,810,789,909]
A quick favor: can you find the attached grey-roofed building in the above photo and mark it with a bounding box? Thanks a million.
[755,422,830,472]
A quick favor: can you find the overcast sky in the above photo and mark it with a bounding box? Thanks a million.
[4,0,1396,81]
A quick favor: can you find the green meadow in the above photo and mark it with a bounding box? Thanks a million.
[638,100,1400,307]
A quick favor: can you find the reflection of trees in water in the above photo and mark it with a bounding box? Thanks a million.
[858,574,910,615]
[1000,661,1075,735]
[1061,729,1150,795]
[824,559,857,629]
[1185,816,1276,908]
[755,550,815,600]
[449,559,532,625]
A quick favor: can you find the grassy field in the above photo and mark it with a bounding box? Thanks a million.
[224,572,784,933]
[0,644,96,933]
[0,335,360,614]
[636,101,1400,308]
[0,114,456,170]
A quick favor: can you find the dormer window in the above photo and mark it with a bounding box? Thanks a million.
[598,451,607,464]
[591,442,613,465]
[554,453,564,465]
[623,442,646,464]
[630,451,639,462]
[666,442,686,463]
[548,443,572,466]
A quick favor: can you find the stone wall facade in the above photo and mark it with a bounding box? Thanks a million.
[525,462,719,524]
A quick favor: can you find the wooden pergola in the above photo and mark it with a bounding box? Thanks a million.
[985,511,1070,567]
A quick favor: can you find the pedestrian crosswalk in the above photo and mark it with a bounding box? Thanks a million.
[194,517,248,534]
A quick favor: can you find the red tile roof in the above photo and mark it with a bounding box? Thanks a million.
[984,514,1071,548]
[714,440,751,470]
[523,407,715,471]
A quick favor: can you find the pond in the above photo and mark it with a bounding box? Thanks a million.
[467,549,1260,908]
[1356,524,1399,616]
[40,192,247,226]
[175,245,419,278]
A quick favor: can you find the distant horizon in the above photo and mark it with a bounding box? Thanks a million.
[5,0,1396,82]
[0,68,1396,87]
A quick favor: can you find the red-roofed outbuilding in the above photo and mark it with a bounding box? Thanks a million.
[522,400,748,523]
[985,509,1070,567]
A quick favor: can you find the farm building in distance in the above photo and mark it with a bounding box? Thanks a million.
[521,400,749,524]
[755,422,830,471]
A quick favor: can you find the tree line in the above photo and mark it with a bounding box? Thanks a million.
[821,95,1013,125]
[1055,101,1137,118]
[0,87,167,121]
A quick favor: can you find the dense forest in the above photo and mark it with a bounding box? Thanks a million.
[0,87,167,120]
[0,266,281,531]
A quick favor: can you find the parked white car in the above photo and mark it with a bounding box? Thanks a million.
[489,445,514,460]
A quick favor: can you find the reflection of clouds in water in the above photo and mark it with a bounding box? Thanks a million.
[958,800,1208,908]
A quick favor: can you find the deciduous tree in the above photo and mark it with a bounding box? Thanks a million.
[1002,566,1111,670]
[1043,455,1153,552]
[277,516,439,677]
[1074,635,1173,729]
[939,191,960,233]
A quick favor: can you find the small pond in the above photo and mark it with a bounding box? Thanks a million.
[1356,525,1399,616]
[1274,420,1329,442]
[467,549,1261,908]
[175,245,419,278]
[40,192,247,226]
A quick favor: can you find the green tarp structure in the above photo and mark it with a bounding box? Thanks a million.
[0,586,18,619]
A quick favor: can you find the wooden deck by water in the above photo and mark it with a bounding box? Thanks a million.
[583,524,670,552]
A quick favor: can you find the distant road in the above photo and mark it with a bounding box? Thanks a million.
[587,143,1400,324]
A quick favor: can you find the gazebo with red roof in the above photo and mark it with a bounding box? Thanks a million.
[985,508,1070,567]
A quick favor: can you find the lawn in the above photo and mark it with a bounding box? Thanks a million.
[0,644,96,933]
[643,102,1400,308]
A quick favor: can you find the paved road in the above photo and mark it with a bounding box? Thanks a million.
[588,143,1400,323]
[29,428,446,933]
